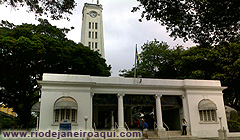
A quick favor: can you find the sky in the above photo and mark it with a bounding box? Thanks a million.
[0,0,195,77]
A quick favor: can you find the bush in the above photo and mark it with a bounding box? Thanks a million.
[228,120,240,132]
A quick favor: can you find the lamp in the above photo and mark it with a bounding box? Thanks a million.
[84,116,88,130]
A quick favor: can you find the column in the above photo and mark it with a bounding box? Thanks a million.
[91,93,95,130]
[117,93,125,131]
[182,94,190,134]
[155,94,165,131]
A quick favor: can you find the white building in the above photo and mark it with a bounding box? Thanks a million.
[38,73,228,138]
[81,2,105,58]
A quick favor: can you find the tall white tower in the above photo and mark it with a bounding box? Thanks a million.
[81,2,105,58]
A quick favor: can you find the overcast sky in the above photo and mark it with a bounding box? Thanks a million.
[0,0,195,77]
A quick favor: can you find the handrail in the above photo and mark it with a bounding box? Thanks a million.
[114,122,119,129]
[163,122,169,131]
[154,121,170,138]
[124,122,130,130]
[93,122,96,131]
[163,122,170,139]
[154,122,157,130]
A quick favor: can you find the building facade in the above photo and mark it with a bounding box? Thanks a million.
[39,73,228,138]
[81,3,105,58]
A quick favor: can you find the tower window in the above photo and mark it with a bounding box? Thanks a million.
[92,42,94,49]
[95,32,98,39]
[95,23,98,29]
[89,31,91,38]
[89,22,91,29]
[95,42,97,49]
[92,32,94,39]
[92,22,94,29]
[88,42,91,48]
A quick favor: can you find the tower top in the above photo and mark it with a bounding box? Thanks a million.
[91,0,99,4]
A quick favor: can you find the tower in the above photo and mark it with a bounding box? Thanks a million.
[81,2,105,58]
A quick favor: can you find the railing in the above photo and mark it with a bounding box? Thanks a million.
[124,122,130,130]
[154,121,170,139]
[163,122,170,139]
[93,122,96,131]
[114,122,119,129]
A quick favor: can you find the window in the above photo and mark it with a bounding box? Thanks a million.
[95,42,97,49]
[54,109,59,122]
[72,110,76,122]
[95,23,98,29]
[60,109,65,121]
[198,99,217,122]
[89,31,91,38]
[95,32,97,39]
[54,109,77,123]
[88,42,91,48]
[89,22,91,29]
[92,22,94,29]
[92,42,94,49]
[92,32,94,39]
[199,110,217,122]
[54,97,78,123]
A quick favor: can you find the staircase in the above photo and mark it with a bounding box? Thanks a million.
[148,130,198,140]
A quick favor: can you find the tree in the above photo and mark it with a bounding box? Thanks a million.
[120,39,184,79]
[120,38,240,110]
[132,0,240,46]
[0,0,76,20]
[0,19,111,128]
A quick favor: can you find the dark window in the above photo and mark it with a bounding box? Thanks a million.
[89,22,91,29]
[89,31,91,38]
[88,42,91,48]
[92,22,94,29]
[95,32,97,39]
[95,23,98,29]
[95,42,97,49]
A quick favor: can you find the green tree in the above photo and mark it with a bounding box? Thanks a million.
[0,19,111,128]
[120,39,240,110]
[132,0,240,46]
[120,39,184,79]
[0,0,76,20]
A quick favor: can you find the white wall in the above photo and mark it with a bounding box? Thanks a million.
[186,93,228,137]
[39,85,92,131]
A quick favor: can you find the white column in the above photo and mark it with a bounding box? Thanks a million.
[182,95,190,133]
[117,93,125,131]
[155,94,165,131]
[91,93,94,130]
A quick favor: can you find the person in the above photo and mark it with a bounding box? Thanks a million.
[133,117,144,129]
[143,121,148,140]
[182,118,187,135]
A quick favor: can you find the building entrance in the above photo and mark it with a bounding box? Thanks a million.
[93,94,118,130]
[123,95,155,130]
[93,94,182,131]
[162,96,182,130]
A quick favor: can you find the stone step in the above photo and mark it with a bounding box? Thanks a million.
[148,131,195,139]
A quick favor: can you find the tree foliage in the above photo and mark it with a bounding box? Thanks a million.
[120,38,240,110]
[0,19,111,128]
[0,0,76,20]
[132,0,240,46]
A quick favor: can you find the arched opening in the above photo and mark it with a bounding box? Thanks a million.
[53,97,78,123]
[198,99,217,122]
